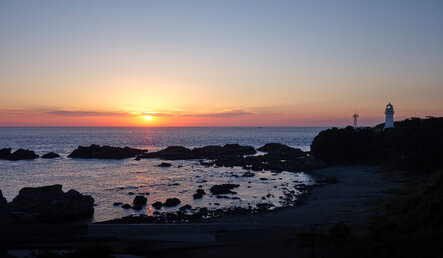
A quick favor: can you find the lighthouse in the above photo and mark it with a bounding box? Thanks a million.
[384,102,394,129]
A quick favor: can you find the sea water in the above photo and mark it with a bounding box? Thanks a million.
[0,127,324,222]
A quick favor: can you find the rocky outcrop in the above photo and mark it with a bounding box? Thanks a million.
[41,152,60,159]
[193,144,257,158]
[139,144,257,160]
[163,198,181,207]
[9,184,94,223]
[139,143,321,172]
[0,148,39,161]
[257,143,306,158]
[140,146,197,160]
[152,201,163,209]
[193,189,206,199]
[0,189,14,224]
[210,184,240,195]
[133,195,147,205]
[0,148,11,159]
[311,117,443,173]
[0,189,6,206]
[68,144,146,159]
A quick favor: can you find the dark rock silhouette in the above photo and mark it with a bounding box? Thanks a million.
[121,204,131,209]
[193,193,203,199]
[193,189,206,199]
[41,152,60,159]
[152,201,163,209]
[132,204,143,210]
[68,144,146,159]
[133,195,147,205]
[0,189,13,224]
[193,144,257,158]
[2,149,39,161]
[8,184,94,223]
[139,144,256,160]
[163,198,181,207]
[311,117,443,173]
[0,148,12,159]
[196,189,206,195]
[137,142,323,172]
[0,189,6,207]
[179,204,192,211]
[210,184,240,195]
[141,146,197,160]
[257,143,306,158]
[158,162,172,167]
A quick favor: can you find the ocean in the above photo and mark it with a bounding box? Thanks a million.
[0,127,325,222]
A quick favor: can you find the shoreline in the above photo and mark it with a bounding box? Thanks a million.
[2,165,404,256]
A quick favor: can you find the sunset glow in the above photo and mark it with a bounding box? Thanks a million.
[0,1,442,127]
[143,116,153,121]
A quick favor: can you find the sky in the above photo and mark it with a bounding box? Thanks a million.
[0,0,442,127]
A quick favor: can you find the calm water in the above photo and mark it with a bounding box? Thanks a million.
[0,127,324,222]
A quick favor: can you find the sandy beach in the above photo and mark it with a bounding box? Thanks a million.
[3,166,403,257]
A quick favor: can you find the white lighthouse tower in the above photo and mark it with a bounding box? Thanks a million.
[384,102,394,129]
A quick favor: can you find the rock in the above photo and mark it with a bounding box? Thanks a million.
[0,189,6,207]
[196,189,206,195]
[41,152,60,159]
[7,149,39,161]
[0,189,13,224]
[121,204,131,209]
[141,146,197,160]
[133,195,147,205]
[0,148,12,159]
[10,185,94,223]
[134,155,141,161]
[193,188,206,199]
[179,204,192,211]
[132,204,143,210]
[158,162,172,167]
[210,184,240,195]
[193,193,203,199]
[113,202,123,206]
[258,143,305,157]
[128,192,135,195]
[258,143,292,152]
[242,171,255,177]
[152,201,163,209]
[68,144,146,159]
[163,198,181,207]
[140,144,256,160]
[193,144,256,159]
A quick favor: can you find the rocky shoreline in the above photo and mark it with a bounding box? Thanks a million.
[0,143,325,172]
[96,176,336,224]
[0,185,94,224]
[0,142,329,225]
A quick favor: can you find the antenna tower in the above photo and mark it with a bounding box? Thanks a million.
[353,110,359,128]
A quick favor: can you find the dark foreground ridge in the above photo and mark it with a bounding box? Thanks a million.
[311,117,443,173]
[0,185,94,224]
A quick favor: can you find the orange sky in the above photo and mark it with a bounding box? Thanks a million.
[0,1,442,127]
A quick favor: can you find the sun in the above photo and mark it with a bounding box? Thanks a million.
[143,115,153,121]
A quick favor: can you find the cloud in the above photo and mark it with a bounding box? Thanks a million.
[14,109,257,119]
[47,110,129,117]
[183,110,255,118]
[140,112,174,117]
